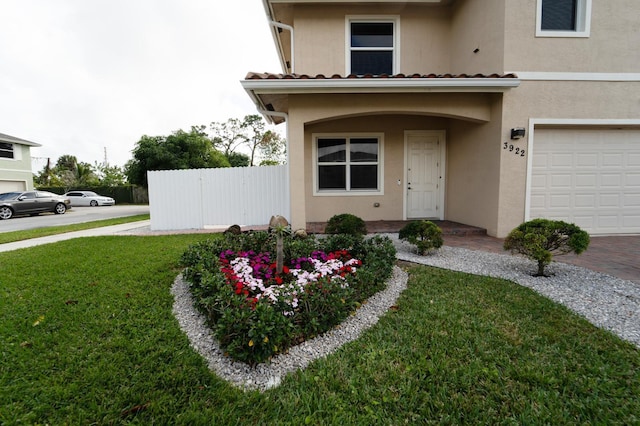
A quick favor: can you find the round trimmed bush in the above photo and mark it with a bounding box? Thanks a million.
[504,218,590,277]
[398,220,443,255]
[324,213,368,236]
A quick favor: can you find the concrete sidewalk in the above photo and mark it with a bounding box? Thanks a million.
[0,220,151,253]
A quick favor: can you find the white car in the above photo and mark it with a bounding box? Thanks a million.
[64,191,115,207]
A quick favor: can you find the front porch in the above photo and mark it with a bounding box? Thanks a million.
[307,220,506,255]
[306,220,487,236]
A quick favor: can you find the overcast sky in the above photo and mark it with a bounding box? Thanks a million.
[0,0,282,170]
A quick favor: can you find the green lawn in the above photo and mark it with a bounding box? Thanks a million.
[1,236,638,424]
[0,214,150,245]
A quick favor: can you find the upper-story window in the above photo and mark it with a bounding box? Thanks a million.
[347,17,399,76]
[0,142,14,159]
[536,0,591,37]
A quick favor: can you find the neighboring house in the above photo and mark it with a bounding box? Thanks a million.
[242,0,640,237]
[0,133,42,192]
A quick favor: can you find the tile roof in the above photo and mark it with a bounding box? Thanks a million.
[246,72,518,80]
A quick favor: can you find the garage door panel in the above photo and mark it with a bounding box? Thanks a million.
[0,180,26,192]
[575,174,596,188]
[601,173,623,187]
[577,153,598,166]
[603,153,625,167]
[624,216,640,227]
[575,194,596,207]
[550,194,571,207]
[551,154,573,167]
[598,215,621,228]
[599,194,620,207]
[625,194,640,207]
[530,128,640,234]
[627,173,640,186]
[551,174,572,188]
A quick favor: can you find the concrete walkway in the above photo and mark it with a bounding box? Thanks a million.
[0,220,151,253]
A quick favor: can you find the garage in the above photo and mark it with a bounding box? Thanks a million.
[0,180,26,193]
[529,128,640,234]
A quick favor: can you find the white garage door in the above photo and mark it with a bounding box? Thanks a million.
[530,128,640,234]
[0,180,26,193]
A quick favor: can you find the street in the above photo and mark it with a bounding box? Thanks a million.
[0,204,149,233]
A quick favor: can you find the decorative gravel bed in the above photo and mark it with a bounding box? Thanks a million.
[171,234,640,392]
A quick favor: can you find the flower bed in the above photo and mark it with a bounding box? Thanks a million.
[181,232,396,365]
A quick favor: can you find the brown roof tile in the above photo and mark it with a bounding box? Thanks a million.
[245,72,518,80]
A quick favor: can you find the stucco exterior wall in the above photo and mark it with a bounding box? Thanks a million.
[497,80,640,236]
[284,91,503,231]
[446,95,504,236]
[450,0,506,74]
[504,0,640,72]
[0,144,35,190]
[292,3,454,75]
[304,114,449,223]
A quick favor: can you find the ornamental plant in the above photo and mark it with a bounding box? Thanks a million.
[181,231,396,365]
[398,220,443,255]
[324,213,368,237]
[503,218,590,277]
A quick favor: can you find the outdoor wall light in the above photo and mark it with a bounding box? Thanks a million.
[510,127,526,139]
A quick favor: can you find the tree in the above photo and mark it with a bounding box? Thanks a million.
[243,114,264,166]
[210,117,248,158]
[209,115,287,166]
[504,219,590,277]
[56,155,78,173]
[227,152,250,168]
[34,155,99,190]
[258,130,286,165]
[94,162,127,187]
[125,127,230,187]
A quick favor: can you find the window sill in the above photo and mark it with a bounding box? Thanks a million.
[535,30,590,38]
[313,190,383,197]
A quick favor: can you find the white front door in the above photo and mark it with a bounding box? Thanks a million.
[405,131,445,219]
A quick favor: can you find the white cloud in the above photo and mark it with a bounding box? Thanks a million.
[0,0,282,168]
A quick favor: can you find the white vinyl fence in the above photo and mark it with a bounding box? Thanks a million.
[148,166,289,231]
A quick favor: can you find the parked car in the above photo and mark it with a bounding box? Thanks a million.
[0,191,71,220]
[63,191,115,207]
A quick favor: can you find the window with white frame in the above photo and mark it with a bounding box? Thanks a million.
[0,142,14,159]
[536,0,591,37]
[347,17,398,76]
[315,134,382,194]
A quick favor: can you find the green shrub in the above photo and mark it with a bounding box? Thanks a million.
[398,220,443,255]
[324,213,368,236]
[504,218,590,277]
[180,231,396,365]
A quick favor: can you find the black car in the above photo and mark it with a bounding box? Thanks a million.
[0,191,72,220]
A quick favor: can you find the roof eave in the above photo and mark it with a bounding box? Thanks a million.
[0,133,42,147]
[241,78,521,95]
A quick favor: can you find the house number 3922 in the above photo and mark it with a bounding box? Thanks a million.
[503,142,526,157]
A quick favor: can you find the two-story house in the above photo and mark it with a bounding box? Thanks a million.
[242,0,640,237]
[0,133,41,192]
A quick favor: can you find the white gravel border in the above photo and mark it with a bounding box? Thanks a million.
[171,234,640,392]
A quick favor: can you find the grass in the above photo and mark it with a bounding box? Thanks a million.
[0,214,150,244]
[1,236,638,424]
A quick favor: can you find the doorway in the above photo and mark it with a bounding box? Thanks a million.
[405,130,445,219]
